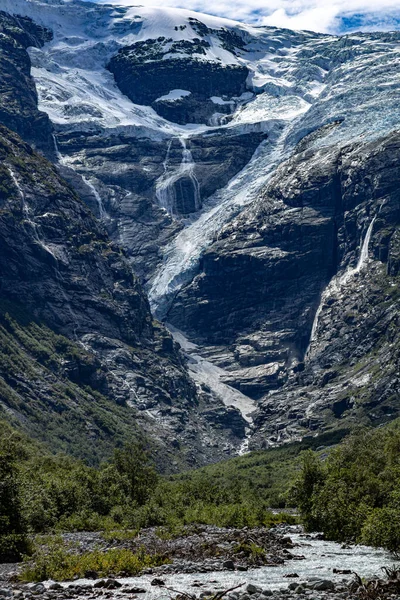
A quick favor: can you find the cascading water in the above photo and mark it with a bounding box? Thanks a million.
[48,531,398,598]
[8,167,56,259]
[341,216,377,284]
[307,215,377,354]
[156,136,201,216]
[149,133,289,318]
[83,177,106,220]
[52,133,64,164]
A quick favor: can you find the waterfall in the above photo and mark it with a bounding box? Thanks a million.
[162,138,173,173]
[83,177,106,220]
[155,136,201,216]
[52,133,64,164]
[344,216,377,281]
[8,167,56,259]
[307,215,377,353]
[149,134,288,318]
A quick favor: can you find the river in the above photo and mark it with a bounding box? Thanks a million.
[51,529,398,598]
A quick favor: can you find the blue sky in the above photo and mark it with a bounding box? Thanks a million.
[98,0,400,34]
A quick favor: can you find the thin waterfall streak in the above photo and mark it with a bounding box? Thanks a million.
[162,139,173,173]
[307,215,377,354]
[340,215,377,285]
[52,133,64,164]
[355,216,377,272]
[8,167,79,338]
[83,177,106,220]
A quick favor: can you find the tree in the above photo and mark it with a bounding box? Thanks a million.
[112,442,159,506]
[289,450,325,532]
[0,446,30,561]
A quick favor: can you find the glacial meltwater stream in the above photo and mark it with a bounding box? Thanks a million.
[48,531,398,598]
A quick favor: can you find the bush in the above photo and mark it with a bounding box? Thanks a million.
[20,541,170,582]
[292,423,400,551]
[361,507,400,552]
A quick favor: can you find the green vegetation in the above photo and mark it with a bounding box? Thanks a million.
[0,299,145,464]
[21,543,169,582]
[5,403,400,573]
[0,419,307,553]
[0,435,32,561]
[292,422,400,551]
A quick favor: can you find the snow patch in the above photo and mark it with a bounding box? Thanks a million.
[155,89,191,103]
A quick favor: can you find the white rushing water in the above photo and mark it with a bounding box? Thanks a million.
[307,215,377,353]
[52,133,64,164]
[8,166,81,338]
[156,136,201,216]
[47,531,399,599]
[149,132,290,318]
[168,324,257,423]
[83,177,107,221]
[8,167,57,260]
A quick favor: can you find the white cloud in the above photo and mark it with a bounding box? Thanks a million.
[101,0,400,33]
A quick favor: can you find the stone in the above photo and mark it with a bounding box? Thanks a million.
[246,585,261,595]
[84,571,98,579]
[150,579,166,586]
[222,560,235,570]
[31,585,45,596]
[310,580,335,591]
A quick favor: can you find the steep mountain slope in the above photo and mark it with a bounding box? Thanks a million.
[0,9,53,152]
[0,0,398,458]
[0,10,247,467]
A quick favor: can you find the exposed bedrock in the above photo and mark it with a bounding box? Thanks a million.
[56,128,265,280]
[166,132,400,404]
[0,126,246,470]
[108,40,249,125]
[0,11,54,154]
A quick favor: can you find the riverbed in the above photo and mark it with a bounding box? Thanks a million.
[50,528,398,599]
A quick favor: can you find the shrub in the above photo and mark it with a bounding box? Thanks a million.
[20,541,170,582]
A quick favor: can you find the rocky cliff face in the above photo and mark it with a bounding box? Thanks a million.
[0,10,53,152]
[0,0,399,461]
[168,129,400,445]
[0,8,248,468]
[108,32,249,125]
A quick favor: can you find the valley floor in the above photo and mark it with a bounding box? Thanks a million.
[1,526,399,600]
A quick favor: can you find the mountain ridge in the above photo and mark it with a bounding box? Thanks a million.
[0,0,398,465]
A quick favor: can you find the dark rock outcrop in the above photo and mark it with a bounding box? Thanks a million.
[0,11,53,153]
[167,132,400,426]
[107,37,249,125]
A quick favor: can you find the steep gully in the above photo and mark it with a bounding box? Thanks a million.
[307,214,377,356]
